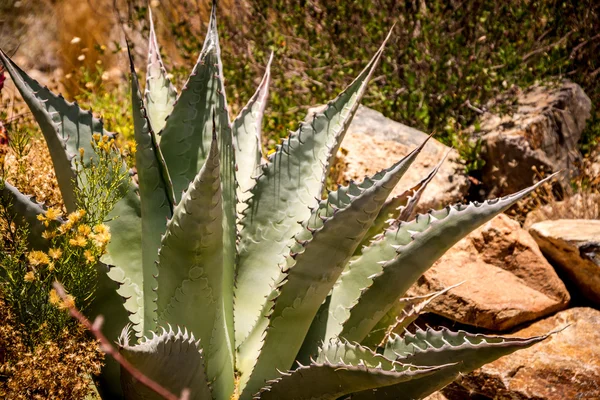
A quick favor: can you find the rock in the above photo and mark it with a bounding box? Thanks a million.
[473,81,591,197]
[336,106,469,211]
[408,214,570,330]
[529,219,600,306]
[443,307,600,400]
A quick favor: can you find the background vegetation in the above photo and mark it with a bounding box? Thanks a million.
[154,0,600,157]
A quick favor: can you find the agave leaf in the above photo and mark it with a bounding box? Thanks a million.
[255,345,445,400]
[119,326,212,400]
[347,327,552,400]
[341,173,559,342]
[129,48,175,334]
[145,8,178,135]
[363,282,464,347]
[234,32,391,347]
[159,4,222,201]
[0,181,50,249]
[0,49,111,212]
[316,340,397,369]
[155,127,234,400]
[238,139,426,398]
[233,52,273,207]
[358,148,449,254]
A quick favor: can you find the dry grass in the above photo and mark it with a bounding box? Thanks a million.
[509,160,600,228]
[1,137,63,209]
[0,296,104,400]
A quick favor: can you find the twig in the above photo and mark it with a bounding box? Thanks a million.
[522,30,574,62]
[52,281,190,400]
[464,99,484,114]
[570,33,600,59]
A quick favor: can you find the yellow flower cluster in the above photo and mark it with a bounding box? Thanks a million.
[57,210,87,235]
[48,289,75,310]
[92,133,116,154]
[28,250,50,266]
[36,207,62,227]
[24,271,35,282]
[90,224,111,249]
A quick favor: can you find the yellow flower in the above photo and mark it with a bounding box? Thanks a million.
[102,135,109,143]
[48,262,55,272]
[67,209,86,224]
[84,249,96,264]
[49,289,75,310]
[46,207,62,220]
[49,289,61,306]
[90,224,111,248]
[79,147,85,158]
[127,140,137,155]
[93,224,110,235]
[42,230,56,240]
[58,223,72,235]
[93,133,101,142]
[28,251,50,266]
[61,294,76,310]
[48,248,63,260]
[69,236,88,247]
[24,271,35,282]
[78,224,92,236]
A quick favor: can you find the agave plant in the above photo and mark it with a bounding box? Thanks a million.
[0,3,556,400]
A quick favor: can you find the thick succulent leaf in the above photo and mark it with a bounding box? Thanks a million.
[238,140,426,398]
[341,173,559,342]
[129,49,174,334]
[254,349,445,400]
[0,181,50,249]
[316,340,397,369]
[158,4,221,201]
[358,149,448,254]
[102,179,144,334]
[234,33,391,347]
[155,131,234,400]
[233,52,272,206]
[0,49,110,212]
[347,327,551,400]
[119,326,212,400]
[145,8,177,135]
[363,282,463,347]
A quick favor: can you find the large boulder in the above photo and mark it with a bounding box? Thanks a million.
[529,219,600,306]
[473,81,591,197]
[444,307,600,400]
[336,106,469,211]
[408,214,570,331]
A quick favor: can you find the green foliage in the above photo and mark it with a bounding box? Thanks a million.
[0,117,126,347]
[74,134,130,225]
[1,3,560,399]
[148,0,599,157]
[0,191,102,345]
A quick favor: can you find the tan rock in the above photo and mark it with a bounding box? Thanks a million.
[408,214,570,330]
[529,219,600,306]
[473,81,591,197]
[336,106,469,211]
[445,307,600,400]
[424,392,449,400]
